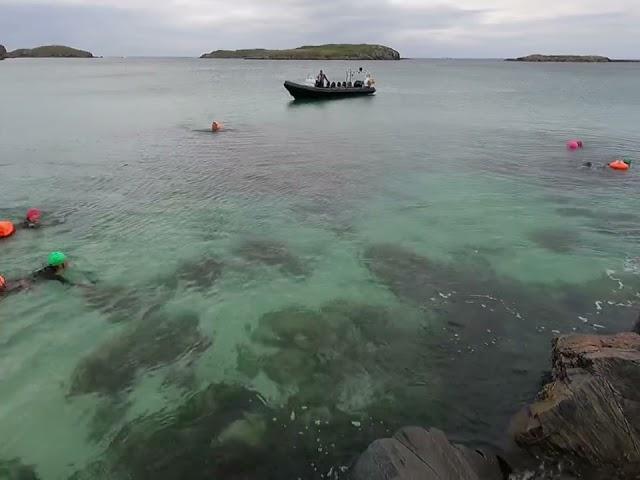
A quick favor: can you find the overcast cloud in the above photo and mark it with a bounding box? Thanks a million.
[0,0,638,57]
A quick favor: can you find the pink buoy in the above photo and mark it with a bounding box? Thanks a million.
[566,140,580,150]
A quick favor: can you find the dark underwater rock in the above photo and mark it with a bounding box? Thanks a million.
[512,333,640,476]
[83,287,145,323]
[351,426,508,480]
[235,239,308,276]
[528,227,580,253]
[0,458,40,480]
[175,256,223,291]
[363,244,447,303]
[69,306,210,395]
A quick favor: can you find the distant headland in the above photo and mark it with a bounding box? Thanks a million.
[1,45,94,58]
[506,54,639,63]
[200,44,401,60]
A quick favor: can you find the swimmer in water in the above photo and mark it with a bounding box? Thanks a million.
[581,162,607,169]
[0,274,31,298]
[22,208,42,229]
[31,251,73,285]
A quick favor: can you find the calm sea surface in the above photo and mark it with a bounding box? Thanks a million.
[1,58,640,479]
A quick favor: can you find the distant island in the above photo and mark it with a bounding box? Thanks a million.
[3,45,94,58]
[506,54,638,63]
[0,44,6,60]
[201,44,400,60]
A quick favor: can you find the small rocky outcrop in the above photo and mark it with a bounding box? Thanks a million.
[506,54,612,62]
[511,332,640,477]
[351,426,508,480]
[0,44,6,60]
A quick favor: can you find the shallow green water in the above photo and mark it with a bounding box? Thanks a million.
[1,58,640,479]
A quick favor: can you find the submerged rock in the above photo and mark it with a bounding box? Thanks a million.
[512,332,640,476]
[0,458,40,480]
[87,383,270,480]
[528,227,580,253]
[240,299,431,417]
[72,380,398,480]
[175,256,223,292]
[69,306,210,395]
[363,244,444,303]
[83,286,146,323]
[235,239,308,276]
[352,426,508,480]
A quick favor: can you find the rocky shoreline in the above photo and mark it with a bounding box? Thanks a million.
[353,321,640,479]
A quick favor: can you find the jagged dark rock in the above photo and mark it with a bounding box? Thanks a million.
[351,426,509,480]
[511,333,640,477]
[0,44,7,60]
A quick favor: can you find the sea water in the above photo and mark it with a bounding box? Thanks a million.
[1,58,640,479]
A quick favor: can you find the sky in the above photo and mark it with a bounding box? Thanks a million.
[0,0,639,58]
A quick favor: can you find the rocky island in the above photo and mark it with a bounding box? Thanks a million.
[0,44,6,60]
[201,44,400,60]
[5,45,94,58]
[506,54,639,63]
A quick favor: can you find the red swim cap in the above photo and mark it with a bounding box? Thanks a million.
[26,208,41,222]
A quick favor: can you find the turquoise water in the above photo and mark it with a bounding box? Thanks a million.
[1,58,640,479]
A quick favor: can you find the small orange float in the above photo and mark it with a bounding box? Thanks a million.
[0,221,16,238]
[609,160,630,171]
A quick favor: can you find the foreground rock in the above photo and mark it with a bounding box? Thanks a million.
[201,44,400,60]
[352,426,508,480]
[512,332,640,477]
[8,45,93,58]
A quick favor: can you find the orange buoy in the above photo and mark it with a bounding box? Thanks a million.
[211,121,223,132]
[609,160,630,171]
[0,220,15,238]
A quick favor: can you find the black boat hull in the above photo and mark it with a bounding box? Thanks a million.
[284,81,376,100]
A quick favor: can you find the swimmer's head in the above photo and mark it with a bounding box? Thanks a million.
[48,251,67,269]
[26,208,41,224]
[583,162,593,168]
[0,275,6,291]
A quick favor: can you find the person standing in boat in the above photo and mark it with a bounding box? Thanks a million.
[316,70,329,87]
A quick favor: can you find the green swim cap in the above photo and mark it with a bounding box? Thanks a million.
[48,251,67,267]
